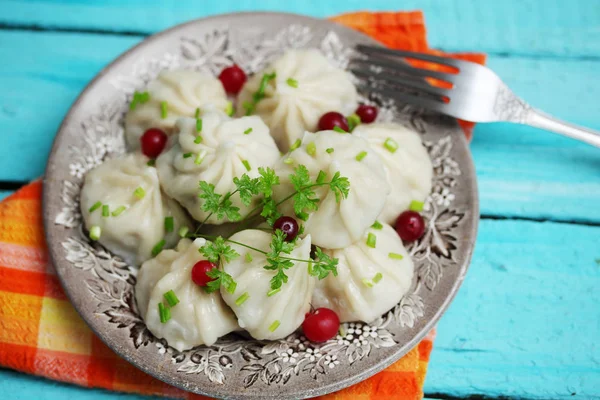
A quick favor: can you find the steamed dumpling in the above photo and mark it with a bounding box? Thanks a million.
[156,111,280,223]
[272,131,390,249]
[125,70,229,149]
[353,123,433,224]
[312,223,414,323]
[80,153,193,265]
[237,49,358,151]
[136,238,239,351]
[220,230,315,340]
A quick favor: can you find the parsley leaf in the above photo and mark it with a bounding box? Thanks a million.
[200,237,240,264]
[309,247,339,280]
[289,165,319,215]
[257,167,280,197]
[198,181,241,221]
[205,268,237,294]
[263,230,295,291]
[329,171,350,203]
[233,174,260,206]
[260,196,282,226]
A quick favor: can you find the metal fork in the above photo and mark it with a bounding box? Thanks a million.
[353,45,600,148]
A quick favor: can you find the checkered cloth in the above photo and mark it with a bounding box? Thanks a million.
[0,11,485,399]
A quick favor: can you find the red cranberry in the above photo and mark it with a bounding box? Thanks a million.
[355,104,378,123]
[318,112,349,132]
[273,216,299,242]
[395,211,425,242]
[191,260,217,287]
[140,128,167,158]
[219,65,247,95]
[302,308,340,342]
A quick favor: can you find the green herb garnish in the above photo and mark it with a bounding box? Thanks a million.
[160,101,168,119]
[111,206,127,217]
[355,151,367,161]
[409,200,424,212]
[269,320,280,332]
[366,233,377,248]
[152,240,166,257]
[164,216,174,233]
[235,292,249,306]
[163,290,179,307]
[286,78,298,88]
[134,186,145,199]
[101,204,110,217]
[88,201,102,213]
[158,302,170,323]
[244,127,253,135]
[89,225,101,241]
[347,113,361,131]
[384,137,398,153]
[371,220,383,230]
[388,252,404,260]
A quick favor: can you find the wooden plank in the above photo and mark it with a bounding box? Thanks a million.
[1,0,599,57]
[2,30,599,222]
[424,219,600,399]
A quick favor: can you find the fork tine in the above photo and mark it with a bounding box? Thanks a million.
[351,67,452,98]
[351,56,454,82]
[356,82,448,113]
[356,44,463,69]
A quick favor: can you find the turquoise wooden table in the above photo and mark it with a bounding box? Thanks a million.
[1,1,599,399]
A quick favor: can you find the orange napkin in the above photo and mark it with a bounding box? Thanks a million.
[0,11,484,400]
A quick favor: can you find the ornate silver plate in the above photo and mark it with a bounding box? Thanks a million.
[43,12,478,399]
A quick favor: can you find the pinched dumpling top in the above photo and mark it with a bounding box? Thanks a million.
[353,123,433,224]
[237,49,358,151]
[272,131,390,249]
[156,111,280,224]
[80,153,193,265]
[125,70,229,149]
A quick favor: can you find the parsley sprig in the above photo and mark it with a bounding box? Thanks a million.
[199,237,239,294]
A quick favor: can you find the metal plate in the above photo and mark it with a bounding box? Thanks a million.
[43,12,478,399]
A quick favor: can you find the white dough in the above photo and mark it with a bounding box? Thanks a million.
[125,70,229,149]
[220,230,315,340]
[353,123,433,224]
[312,223,414,323]
[272,131,390,249]
[156,112,280,224]
[237,49,358,151]
[136,238,239,351]
[80,153,193,265]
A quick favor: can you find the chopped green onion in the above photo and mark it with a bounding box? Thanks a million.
[129,91,150,110]
[195,107,201,118]
[361,278,374,288]
[333,126,347,133]
[267,287,281,297]
[111,206,127,217]
[373,272,383,283]
[225,101,234,116]
[384,137,398,153]
[164,216,174,233]
[134,186,145,199]
[235,292,250,306]
[147,159,156,167]
[286,77,298,88]
[183,152,193,159]
[242,159,251,171]
[316,170,327,184]
[244,127,253,135]
[306,142,316,156]
[366,232,377,248]
[307,261,314,276]
[290,139,302,151]
[347,113,361,131]
[152,240,166,257]
[89,225,101,241]
[243,101,255,116]
[371,220,383,230]
[283,157,294,165]
[194,135,203,144]
[326,147,334,154]
[196,118,203,132]
[409,200,424,212]
[195,150,207,165]
[139,91,149,103]
[388,252,404,260]
[160,101,168,119]
[355,151,368,161]
[158,302,171,323]
[88,201,102,213]
[226,281,237,294]
[268,320,280,332]
[245,253,253,262]
[163,290,179,307]
[178,226,189,238]
[102,204,110,217]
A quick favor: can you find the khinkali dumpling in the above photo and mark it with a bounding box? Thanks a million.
[136,238,239,351]
[125,70,229,149]
[272,131,390,249]
[80,153,193,265]
[312,223,414,323]
[220,230,315,340]
[237,49,358,151]
[353,123,433,224]
[156,111,280,223]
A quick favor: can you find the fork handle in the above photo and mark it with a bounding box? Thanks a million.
[525,108,600,148]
